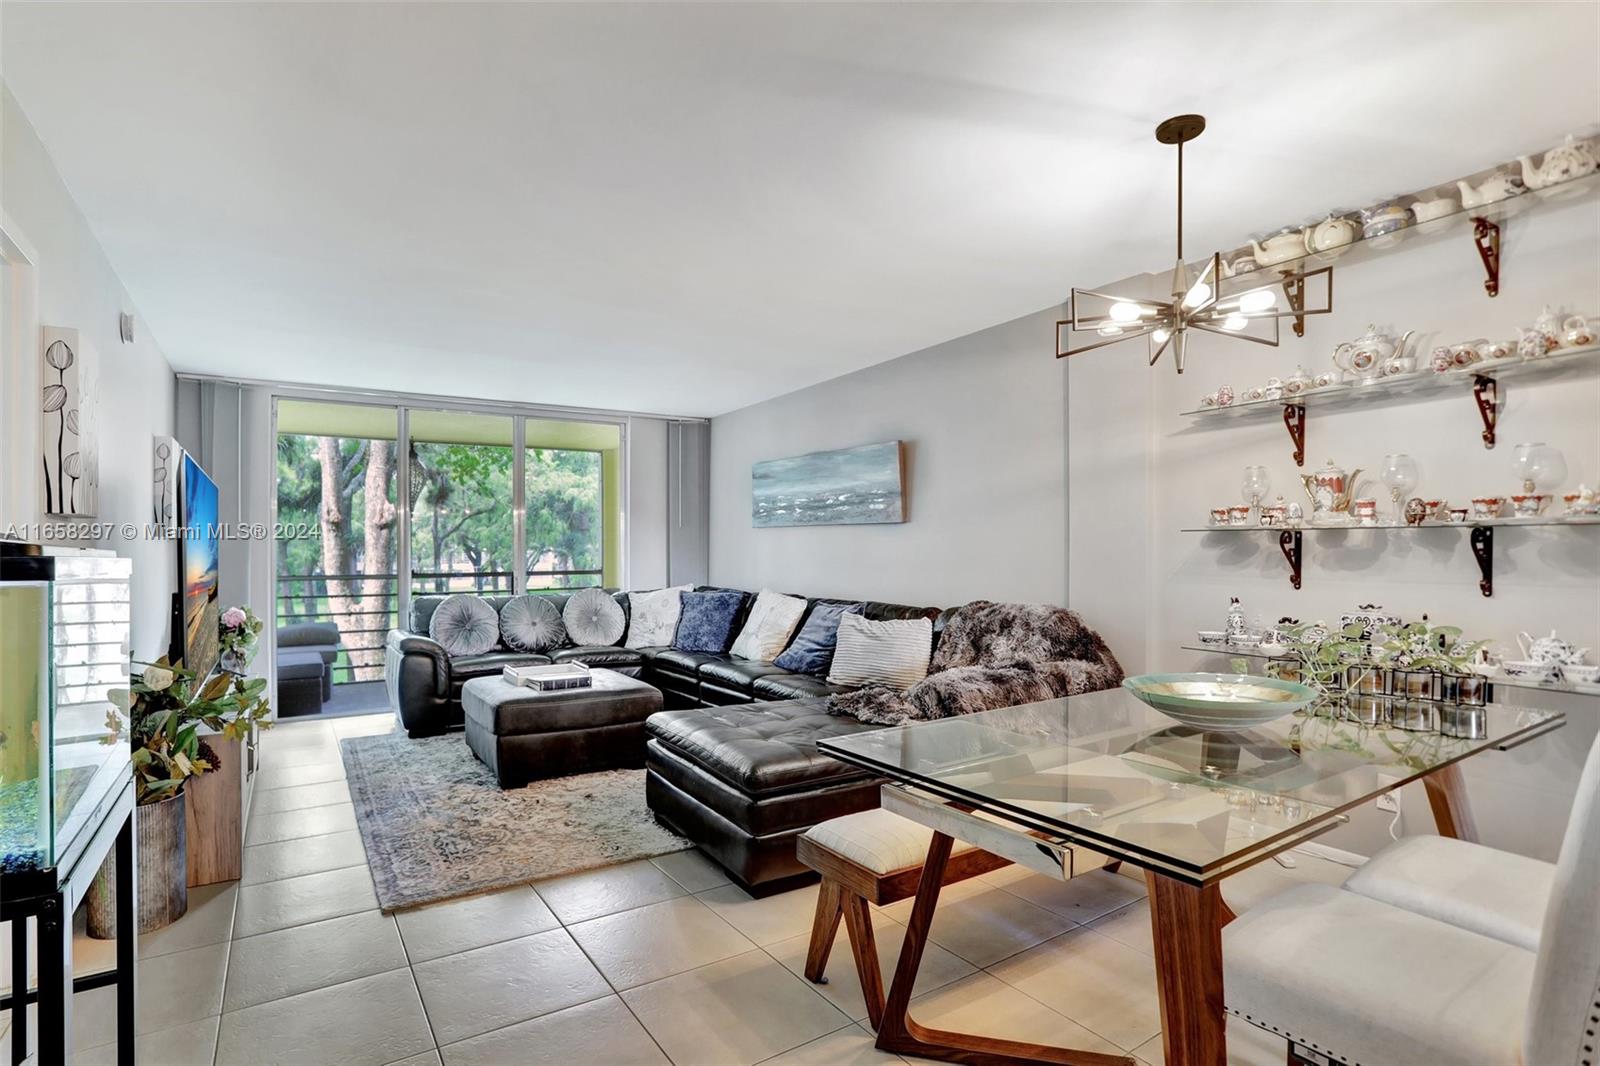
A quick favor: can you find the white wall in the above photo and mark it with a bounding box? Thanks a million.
[1070,193,1600,859]
[709,308,1069,606]
[1,84,177,661]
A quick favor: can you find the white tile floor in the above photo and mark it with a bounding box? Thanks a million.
[0,712,1309,1065]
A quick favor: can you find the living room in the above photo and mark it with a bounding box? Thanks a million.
[2,4,1598,1066]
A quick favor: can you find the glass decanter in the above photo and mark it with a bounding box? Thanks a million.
[1379,453,1419,525]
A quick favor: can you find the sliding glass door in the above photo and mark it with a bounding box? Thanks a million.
[275,399,625,694]
[523,419,620,590]
[275,401,399,683]
[407,410,515,596]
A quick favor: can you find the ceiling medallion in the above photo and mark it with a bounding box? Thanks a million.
[1056,114,1332,373]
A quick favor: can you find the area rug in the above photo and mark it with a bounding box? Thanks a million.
[339,733,690,912]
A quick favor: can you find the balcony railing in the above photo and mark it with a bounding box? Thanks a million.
[277,568,604,685]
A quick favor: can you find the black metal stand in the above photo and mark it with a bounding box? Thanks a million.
[1,778,136,1066]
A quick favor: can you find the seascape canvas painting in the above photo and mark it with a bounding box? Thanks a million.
[752,440,904,527]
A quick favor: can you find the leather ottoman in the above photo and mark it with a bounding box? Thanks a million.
[277,650,328,717]
[462,669,664,788]
[644,699,886,893]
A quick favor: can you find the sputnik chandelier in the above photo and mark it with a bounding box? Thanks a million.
[1056,114,1331,373]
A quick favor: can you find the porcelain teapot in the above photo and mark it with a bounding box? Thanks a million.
[1517,629,1590,666]
[1334,325,1415,381]
[1249,227,1309,267]
[1307,214,1358,253]
[1519,135,1599,190]
[1301,459,1364,515]
[1457,170,1527,209]
[1410,192,1457,224]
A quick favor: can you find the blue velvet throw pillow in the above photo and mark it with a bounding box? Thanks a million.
[673,591,746,653]
[774,601,864,676]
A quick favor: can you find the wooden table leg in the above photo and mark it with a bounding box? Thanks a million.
[1145,872,1226,1066]
[873,832,1133,1066]
[1423,763,1479,842]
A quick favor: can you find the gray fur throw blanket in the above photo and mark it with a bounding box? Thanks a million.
[828,601,1123,727]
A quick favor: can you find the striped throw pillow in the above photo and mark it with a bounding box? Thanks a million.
[827,614,932,690]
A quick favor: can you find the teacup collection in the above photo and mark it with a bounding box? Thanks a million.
[1198,307,1595,409]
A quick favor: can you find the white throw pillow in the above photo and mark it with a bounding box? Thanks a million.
[729,589,807,662]
[625,585,692,648]
[828,614,933,690]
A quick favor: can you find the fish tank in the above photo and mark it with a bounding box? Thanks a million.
[1,543,133,878]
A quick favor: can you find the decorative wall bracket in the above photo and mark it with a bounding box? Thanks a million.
[1470,525,1493,597]
[1472,375,1498,448]
[1472,217,1500,298]
[1282,404,1307,467]
[1279,529,1303,590]
[1277,266,1333,338]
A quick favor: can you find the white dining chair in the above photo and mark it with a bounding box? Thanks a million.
[1222,730,1600,1066]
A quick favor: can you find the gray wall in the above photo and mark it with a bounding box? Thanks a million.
[709,307,1068,606]
[1068,194,1600,861]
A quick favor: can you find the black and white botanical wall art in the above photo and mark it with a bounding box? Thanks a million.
[41,325,98,517]
[153,435,180,528]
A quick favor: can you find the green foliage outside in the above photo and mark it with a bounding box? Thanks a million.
[276,431,605,681]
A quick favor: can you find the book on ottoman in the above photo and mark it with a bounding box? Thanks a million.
[502,662,593,691]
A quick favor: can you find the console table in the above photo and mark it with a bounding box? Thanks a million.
[821,687,1563,1066]
[1,774,137,1066]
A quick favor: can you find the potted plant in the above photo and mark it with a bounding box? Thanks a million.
[218,604,265,674]
[87,659,271,935]
[1241,621,1370,701]
[1374,619,1489,706]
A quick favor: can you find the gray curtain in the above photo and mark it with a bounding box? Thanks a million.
[667,420,710,586]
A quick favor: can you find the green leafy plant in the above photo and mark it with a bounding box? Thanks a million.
[1234,621,1369,698]
[103,659,272,804]
[1374,619,1488,675]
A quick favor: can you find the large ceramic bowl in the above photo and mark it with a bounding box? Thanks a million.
[1122,672,1318,732]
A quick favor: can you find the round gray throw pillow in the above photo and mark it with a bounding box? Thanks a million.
[500,595,567,652]
[563,588,625,646]
[427,594,500,656]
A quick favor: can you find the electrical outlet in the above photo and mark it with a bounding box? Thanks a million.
[1376,791,1400,814]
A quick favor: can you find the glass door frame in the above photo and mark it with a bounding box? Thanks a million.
[270,389,629,648]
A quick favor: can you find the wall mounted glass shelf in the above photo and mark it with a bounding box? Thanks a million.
[1178,345,1600,463]
[1212,168,1600,301]
[1178,643,1600,699]
[1178,345,1600,420]
[1181,515,1600,533]
[1181,517,1599,594]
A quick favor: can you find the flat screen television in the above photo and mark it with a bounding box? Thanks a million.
[173,452,221,680]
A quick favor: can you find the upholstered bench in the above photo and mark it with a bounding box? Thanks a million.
[462,669,663,787]
[796,808,1010,1027]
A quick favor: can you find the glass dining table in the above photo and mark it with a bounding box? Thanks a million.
[818,686,1563,1066]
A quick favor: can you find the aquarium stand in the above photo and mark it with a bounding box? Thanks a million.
[0,776,136,1066]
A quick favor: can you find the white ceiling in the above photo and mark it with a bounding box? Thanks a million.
[4,3,1597,417]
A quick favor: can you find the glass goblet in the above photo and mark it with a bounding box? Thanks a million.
[1241,466,1271,515]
